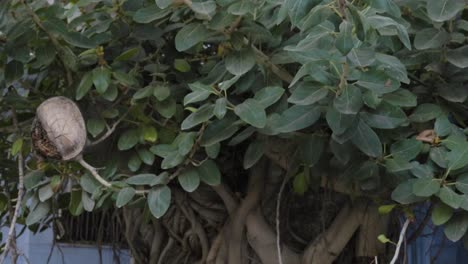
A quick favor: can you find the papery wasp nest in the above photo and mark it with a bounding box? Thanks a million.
[31,96,87,161]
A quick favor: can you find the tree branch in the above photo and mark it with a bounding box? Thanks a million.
[0,109,25,264]
[390,218,410,264]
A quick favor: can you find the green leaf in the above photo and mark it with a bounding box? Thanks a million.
[153,85,171,101]
[234,99,266,128]
[432,203,453,226]
[175,23,213,51]
[118,129,140,150]
[161,151,185,169]
[439,186,463,209]
[447,143,468,170]
[334,85,363,115]
[347,48,375,67]
[360,103,407,129]
[137,148,155,165]
[116,187,136,208]
[181,104,215,130]
[444,214,468,242]
[87,118,105,138]
[378,204,396,215]
[191,1,216,15]
[293,172,309,195]
[427,0,464,22]
[81,191,95,212]
[178,168,200,192]
[284,0,316,27]
[92,67,111,94]
[142,126,158,143]
[391,179,425,204]
[356,70,399,95]
[351,120,382,157]
[377,234,391,244]
[11,138,23,156]
[62,32,96,49]
[383,89,417,107]
[375,53,409,84]
[225,48,256,76]
[5,60,23,84]
[367,15,411,50]
[214,98,227,119]
[326,106,356,135]
[80,173,99,194]
[127,173,158,185]
[288,83,328,106]
[275,105,321,133]
[205,143,220,158]
[148,186,171,218]
[133,86,154,100]
[38,184,54,202]
[456,174,468,194]
[201,116,239,146]
[409,104,442,123]
[115,47,139,61]
[243,140,265,169]
[26,202,50,225]
[133,5,170,23]
[69,190,83,216]
[128,153,142,172]
[177,132,197,156]
[390,139,423,161]
[113,71,137,87]
[447,46,468,68]
[435,116,452,137]
[156,0,172,8]
[197,160,221,186]
[254,86,285,108]
[336,21,354,55]
[155,99,176,118]
[184,90,211,105]
[76,72,93,100]
[25,171,45,190]
[414,28,449,50]
[174,59,191,72]
[412,178,440,197]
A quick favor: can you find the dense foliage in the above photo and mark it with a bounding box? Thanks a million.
[1,0,468,262]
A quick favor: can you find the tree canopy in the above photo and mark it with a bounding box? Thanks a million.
[1,0,468,263]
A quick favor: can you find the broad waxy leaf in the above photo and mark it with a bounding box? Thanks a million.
[225,48,256,76]
[92,67,111,94]
[254,86,285,108]
[432,203,454,226]
[414,28,449,50]
[447,46,468,68]
[181,104,215,130]
[427,0,464,22]
[444,214,468,242]
[360,103,407,129]
[234,99,266,128]
[439,186,463,209]
[391,179,425,204]
[126,174,158,185]
[243,140,265,169]
[350,120,382,158]
[390,138,422,161]
[116,187,136,208]
[334,85,363,115]
[197,160,221,186]
[412,178,440,197]
[133,5,170,23]
[118,129,140,150]
[27,202,50,225]
[288,83,328,106]
[336,21,354,55]
[178,168,200,192]
[148,186,171,218]
[175,23,213,51]
[409,104,442,123]
[275,105,321,133]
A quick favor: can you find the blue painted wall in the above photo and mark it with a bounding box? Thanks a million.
[406,203,468,264]
[1,226,131,264]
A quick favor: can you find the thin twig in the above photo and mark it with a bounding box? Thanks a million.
[390,218,410,264]
[275,173,289,264]
[0,109,26,264]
